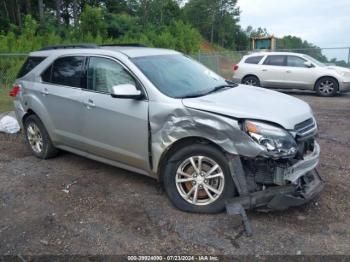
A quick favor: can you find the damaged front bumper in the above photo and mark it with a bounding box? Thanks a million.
[227,169,324,211]
[227,141,324,211]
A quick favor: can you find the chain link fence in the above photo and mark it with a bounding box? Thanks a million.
[0,54,27,112]
[0,54,27,88]
[193,50,248,79]
[195,47,350,79]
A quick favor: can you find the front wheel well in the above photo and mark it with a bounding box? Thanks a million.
[157,137,226,183]
[314,76,339,91]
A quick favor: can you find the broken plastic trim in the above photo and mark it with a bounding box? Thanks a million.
[225,169,324,212]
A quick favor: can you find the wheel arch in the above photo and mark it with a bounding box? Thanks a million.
[21,104,56,143]
[241,74,261,86]
[157,136,227,183]
[314,75,339,91]
[22,108,38,124]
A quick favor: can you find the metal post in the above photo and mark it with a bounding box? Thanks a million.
[347,47,350,66]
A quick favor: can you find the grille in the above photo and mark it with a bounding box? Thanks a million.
[294,118,317,137]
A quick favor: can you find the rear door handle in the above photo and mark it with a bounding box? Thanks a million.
[286,70,292,73]
[262,69,268,72]
[83,99,96,109]
[41,88,49,96]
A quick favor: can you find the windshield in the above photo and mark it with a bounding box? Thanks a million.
[132,54,228,98]
[302,55,326,67]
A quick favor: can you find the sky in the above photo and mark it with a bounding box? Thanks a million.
[237,0,350,61]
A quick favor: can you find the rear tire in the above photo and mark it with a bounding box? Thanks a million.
[24,115,59,159]
[163,144,236,213]
[242,75,260,86]
[315,77,338,97]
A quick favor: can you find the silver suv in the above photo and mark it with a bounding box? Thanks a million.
[233,52,350,97]
[12,44,324,213]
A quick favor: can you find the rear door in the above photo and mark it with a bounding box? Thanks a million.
[284,55,316,89]
[260,55,287,87]
[37,56,86,148]
[80,56,150,171]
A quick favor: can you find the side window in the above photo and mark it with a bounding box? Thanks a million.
[42,56,85,87]
[245,56,264,64]
[263,55,286,66]
[287,56,307,67]
[41,64,52,82]
[17,56,46,78]
[87,57,136,93]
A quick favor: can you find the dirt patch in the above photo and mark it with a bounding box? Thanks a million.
[0,92,350,255]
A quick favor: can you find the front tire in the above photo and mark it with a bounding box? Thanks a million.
[315,77,338,97]
[24,115,58,159]
[163,144,236,213]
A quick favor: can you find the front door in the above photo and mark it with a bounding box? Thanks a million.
[284,55,316,89]
[80,56,150,171]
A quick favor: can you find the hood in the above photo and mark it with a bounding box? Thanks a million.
[325,65,350,75]
[182,85,313,130]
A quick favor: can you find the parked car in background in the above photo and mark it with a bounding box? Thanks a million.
[11,45,323,214]
[232,52,350,96]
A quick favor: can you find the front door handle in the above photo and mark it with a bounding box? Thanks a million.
[41,88,49,96]
[286,70,292,73]
[83,99,96,109]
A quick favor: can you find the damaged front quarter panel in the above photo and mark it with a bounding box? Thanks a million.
[149,100,264,177]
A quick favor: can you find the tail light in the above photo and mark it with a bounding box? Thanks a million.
[9,85,21,97]
[232,64,239,71]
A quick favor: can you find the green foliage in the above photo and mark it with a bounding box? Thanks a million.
[276,35,328,62]
[80,5,107,39]
[183,0,241,49]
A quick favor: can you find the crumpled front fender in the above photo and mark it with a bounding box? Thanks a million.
[149,101,264,175]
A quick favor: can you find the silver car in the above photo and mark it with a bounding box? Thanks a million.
[233,52,350,97]
[11,44,323,213]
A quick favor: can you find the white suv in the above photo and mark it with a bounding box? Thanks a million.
[233,52,350,96]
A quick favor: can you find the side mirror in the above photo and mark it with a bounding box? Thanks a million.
[111,84,143,99]
[304,61,314,68]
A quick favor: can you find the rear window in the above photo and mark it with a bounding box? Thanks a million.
[41,56,85,88]
[17,56,46,78]
[244,56,263,64]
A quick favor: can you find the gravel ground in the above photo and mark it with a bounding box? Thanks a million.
[0,92,350,256]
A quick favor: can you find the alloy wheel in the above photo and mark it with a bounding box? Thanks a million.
[244,79,257,86]
[27,123,43,153]
[318,80,335,95]
[175,156,225,206]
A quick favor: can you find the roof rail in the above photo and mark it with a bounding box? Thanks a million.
[100,43,147,47]
[40,44,99,51]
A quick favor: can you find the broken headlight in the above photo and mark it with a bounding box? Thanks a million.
[244,120,297,158]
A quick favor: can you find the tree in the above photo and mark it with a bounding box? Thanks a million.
[183,0,240,49]
[79,4,106,38]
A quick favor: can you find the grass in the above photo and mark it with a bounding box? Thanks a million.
[0,87,14,112]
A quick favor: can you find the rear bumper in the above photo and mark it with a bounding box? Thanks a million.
[13,100,25,129]
[226,169,324,211]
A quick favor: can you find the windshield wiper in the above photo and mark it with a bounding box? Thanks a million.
[206,83,237,95]
[181,81,237,99]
